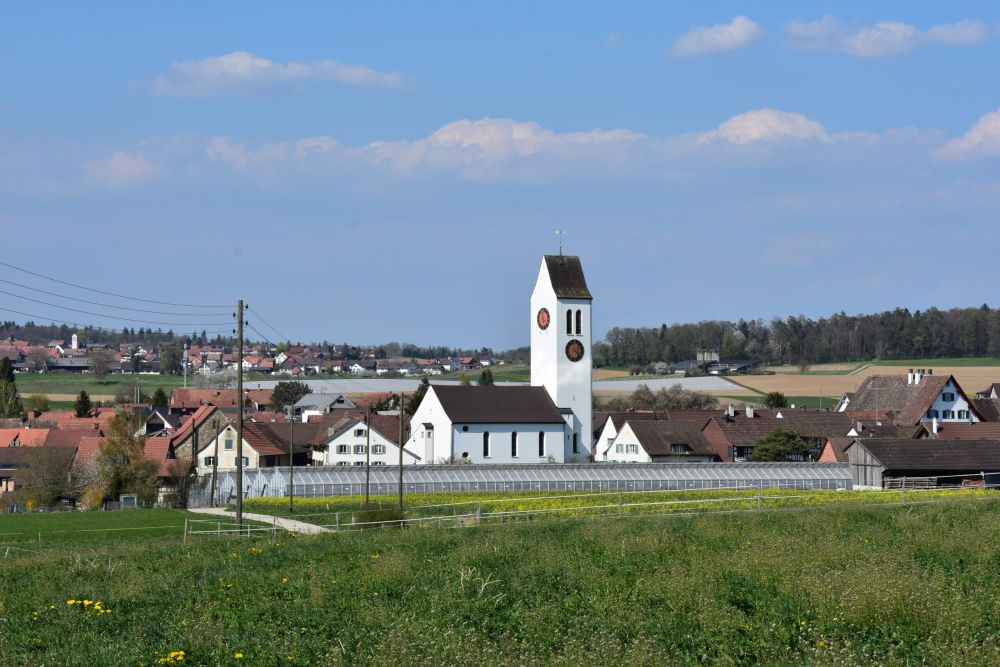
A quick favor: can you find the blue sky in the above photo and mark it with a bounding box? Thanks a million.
[2,3,1000,349]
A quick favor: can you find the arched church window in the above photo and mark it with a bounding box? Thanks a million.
[538,432,545,457]
[572,433,579,454]
[483,432,490,458]
[575,309,582,335]
[511,432,518,457]
[566,310,572,334]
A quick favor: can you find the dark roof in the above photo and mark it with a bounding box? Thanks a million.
[772,409,855,437]
[242,422,314,457]
[543,255,592,300]
[593,411,664,436]
[849,439,1000,472]
[321,414,411,447]
[977,383,1000,398]
[970,398,1000,422]
[432,386,565,424]
[625,420,716,458]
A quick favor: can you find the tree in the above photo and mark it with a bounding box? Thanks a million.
[405,377,431,416]
[74,390,93,418]
[459,374,471,386]
[24,394,50,413]
[269,381,312,412]
[89,349,112,380]
[764,391,788,409]
[748,428,812,462]
[18,446,77,507]
[159,347,182,375]
[164,459,197,508]
[0,357,14,382]
[0,362,22,418]
[130,346,146,373]
[478,368,495,386]
[28,347,49,373]
[97,413,158,503]
[150,388,169,408]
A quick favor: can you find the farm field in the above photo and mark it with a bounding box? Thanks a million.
[734,362,1000,398]
[4,498,1000,664]
[712,394,840,409]
[763,362,865,374]
[243,488,988,527]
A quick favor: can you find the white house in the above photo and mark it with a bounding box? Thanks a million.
[601,420,719,463]
[194,422,311,473]
[316,414,420,466]
[407,385,570,464]
[836,370,981,425]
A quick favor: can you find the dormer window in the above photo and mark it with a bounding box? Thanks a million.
[671,444,688,454]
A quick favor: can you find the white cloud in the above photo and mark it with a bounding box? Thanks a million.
[785,16,988,57]
[668,16,762,58]
[938,106,1000,159]
[85,150,158,188]
[696,109,830,144]
[362,118,644,174]
[146,51,403,97]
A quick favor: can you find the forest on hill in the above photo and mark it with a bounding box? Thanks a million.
[594,305,1000,368]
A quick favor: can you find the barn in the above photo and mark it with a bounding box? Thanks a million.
[845,438,1000,488]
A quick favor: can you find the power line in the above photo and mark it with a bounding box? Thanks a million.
[0,288,233,326]
[246,306,291,343]
[0,259,228,308]
[0,277,230,317]
[0,305,232,337]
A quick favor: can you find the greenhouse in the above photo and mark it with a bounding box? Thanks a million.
[193,462,852,505]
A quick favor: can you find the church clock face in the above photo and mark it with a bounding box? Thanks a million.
[565,339,585,362]
[536,308,550,330]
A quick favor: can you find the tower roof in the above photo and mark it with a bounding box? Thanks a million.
[543,255,592,300]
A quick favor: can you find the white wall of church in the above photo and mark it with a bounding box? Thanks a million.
[450,423,567,464]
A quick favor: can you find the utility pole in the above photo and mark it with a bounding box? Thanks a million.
[364,403,372,505]
[183,341,188,389]
[286,405,295,513]
[190,417,199,509]
[209,418,220,507]
[398,393,405,510]
[235,299,245,529]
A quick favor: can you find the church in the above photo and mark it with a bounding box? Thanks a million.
[407,254,593,463]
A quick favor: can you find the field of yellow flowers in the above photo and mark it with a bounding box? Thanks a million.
[4,496,1000,664]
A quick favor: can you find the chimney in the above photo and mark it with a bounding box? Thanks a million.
[913,369,923,385]
[746,405,755,419]
[932,417,938,434]
[726,404,735,418]
[856,420,864,433]
[907,369,914,385]
[790,403,796,409]
[927,368,933,376]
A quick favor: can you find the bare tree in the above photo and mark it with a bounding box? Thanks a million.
[164,459,197,508]
[19,447,76,507]
[89,348,113,380]
[28,348,49,373]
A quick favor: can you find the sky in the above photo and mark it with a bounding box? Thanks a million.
[2,2,1000,349]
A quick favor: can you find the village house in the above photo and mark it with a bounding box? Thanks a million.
[836,370,981,425]
[313,413,419,466]
[194,422,317,473]
[602,419,720,463]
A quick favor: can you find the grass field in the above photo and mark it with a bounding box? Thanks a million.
[0,509,198,546]
[713,394,840,409]
[4,497,1000,664]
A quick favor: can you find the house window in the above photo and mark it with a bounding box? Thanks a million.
[241,457,249,467]
[483,432,490,458]
[511,432,518,458]
[336,444,349,455]
[566,310,572,334]
[538,432,545,457]
[372,461,385,466]
[942,392,955,402]
[354,445,366,454]
[575,309,582,335]
[353,461,365,466]
[671,444,688,455]
[572,433,578,454]
[373,445,385,455]
[958,410,969,419]
[615,443,624,453]
[926,410,939,419]
[734,446,753,461]
[203,456,215,466]
[224,438,234,451]
[943,410,955,419]
[354,428,365,437]
[626,444,639,454]
[336,461,350,466]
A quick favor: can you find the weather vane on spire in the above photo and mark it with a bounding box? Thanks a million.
[555,229,566,257]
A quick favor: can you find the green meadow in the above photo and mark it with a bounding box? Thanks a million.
[4,497,1000,664]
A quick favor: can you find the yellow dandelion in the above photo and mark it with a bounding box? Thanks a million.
[234,652,245,659]
[282,577,288,584]
[83,600,93,607]
[67,599,77,605]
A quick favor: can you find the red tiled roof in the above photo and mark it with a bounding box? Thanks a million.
[0,428,52,447]
[143,438,173,477]
[169,404,220,446]
[927,422,1000,440]
[76,436,106,460]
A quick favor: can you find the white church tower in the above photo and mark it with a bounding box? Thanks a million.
[530,254,593,460]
